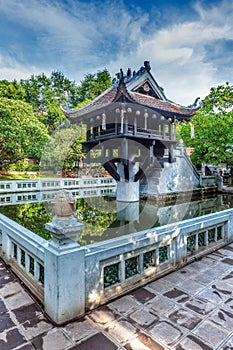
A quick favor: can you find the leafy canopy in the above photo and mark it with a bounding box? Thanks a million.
[40,121,85,173]
[19,69,112,132]
[1,68,112,170]
[0,80,26,101]
[0,97,49,167]
[178,83,233,168]
[76,69,111,106]
[19,72,77,132]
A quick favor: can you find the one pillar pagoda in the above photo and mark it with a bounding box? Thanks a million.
[63,62,201,201]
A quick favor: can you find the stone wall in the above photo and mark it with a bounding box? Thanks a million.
[140,145,201,195]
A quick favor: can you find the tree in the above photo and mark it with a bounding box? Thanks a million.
[0,97,49,168]
[178,83,233,168]
[40,121,85,174]
[75,69,112,107]
[0,69,112,171]
[19,69,112,132]
[20,72,75,132]
[0,80,26,101]
[20,72,73,110]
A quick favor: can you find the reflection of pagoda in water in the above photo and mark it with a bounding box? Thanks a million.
[63,61,201,201]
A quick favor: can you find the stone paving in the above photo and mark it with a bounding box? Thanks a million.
[2,244,233,349]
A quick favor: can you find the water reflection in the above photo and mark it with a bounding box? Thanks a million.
[0,191,232,246]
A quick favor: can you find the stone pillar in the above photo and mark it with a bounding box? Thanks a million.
[44,235,85,324]
[116,161,140,202]
[1,228,11,260]
[227,210,233,242]
[117,181,139,202]
[44,190,85,325]
[174,231,187,266]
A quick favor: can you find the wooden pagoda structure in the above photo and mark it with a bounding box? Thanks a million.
[63,61,200,201]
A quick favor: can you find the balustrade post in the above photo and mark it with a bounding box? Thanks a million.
[1,228,12,260]
[174,230,187,266]
[227,210,233,242]
[44,190,85,325]
[44,239,85,324]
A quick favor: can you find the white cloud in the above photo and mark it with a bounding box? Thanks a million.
[0,0,232,105]
[107,0,233,105]
[0,54,51,81]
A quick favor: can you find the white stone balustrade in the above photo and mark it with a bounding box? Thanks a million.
[0,177,116,193]
[0,178,116,206]
[0,208,233,324]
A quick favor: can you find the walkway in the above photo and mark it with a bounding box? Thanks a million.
[1,244,233,350]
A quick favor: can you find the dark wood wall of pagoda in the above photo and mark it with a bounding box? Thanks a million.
[81,102,176,182]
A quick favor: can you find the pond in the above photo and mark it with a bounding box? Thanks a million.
[0,190,233,246]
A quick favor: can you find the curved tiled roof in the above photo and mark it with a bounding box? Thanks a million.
[63,63,199,122]
[130,92,198,117]
[62,86,118,120]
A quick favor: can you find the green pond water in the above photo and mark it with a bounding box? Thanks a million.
[0,193,233,246]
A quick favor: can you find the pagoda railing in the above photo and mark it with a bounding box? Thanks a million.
[88,125,173,141]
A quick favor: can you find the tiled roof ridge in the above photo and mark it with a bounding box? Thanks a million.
[130,91,199,115]
[112,60,151,87]
[131,91,196,110]
[62,85,116,116]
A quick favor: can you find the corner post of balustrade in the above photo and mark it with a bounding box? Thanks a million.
[44,190,85,325]
[174,227,187,267]
[0,221,12,261]
[226,209,233,242]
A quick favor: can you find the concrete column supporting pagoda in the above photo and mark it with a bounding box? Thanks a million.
[116,160,140,202]
[117,181,139,202]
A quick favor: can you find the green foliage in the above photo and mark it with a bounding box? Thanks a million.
[19,72,75,132]
[0,97,49,168]
[0,80,26,101]
[76,98,92,108]
[203,82,233,112]
[40,122,85,173]
[5,159,39,171]
[75,69,112,106]
[20,71,73,110]
[178,83,233,168]
[1,68,112,171]
[37,98,66,134]
[19,69,112,133]
[0,203,52,240]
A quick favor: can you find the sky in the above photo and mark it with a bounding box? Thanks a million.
[0,0,232,106]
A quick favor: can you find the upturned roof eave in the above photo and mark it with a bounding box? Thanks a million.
[62,85,117,121]
[129,91,199,118]
[62,75,199,123]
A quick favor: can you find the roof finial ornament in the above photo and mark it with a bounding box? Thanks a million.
[187,97,202,108]
[144,61,151,71]
[119,68,124,82]
[127,68,132,78]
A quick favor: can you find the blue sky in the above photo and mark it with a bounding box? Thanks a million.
[0,0,232,105]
